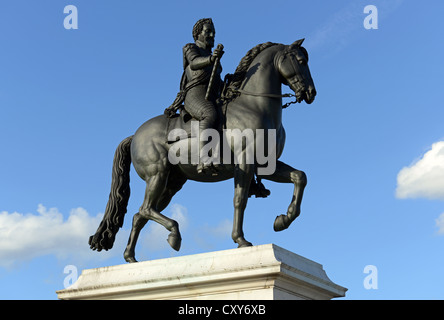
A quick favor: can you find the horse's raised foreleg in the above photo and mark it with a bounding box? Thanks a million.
[232,162,254,247]
[259,160,307,231]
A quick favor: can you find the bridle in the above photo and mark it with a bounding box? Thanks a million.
[223,47,308,109]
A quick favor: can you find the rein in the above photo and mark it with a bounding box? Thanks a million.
[227,88,298,109]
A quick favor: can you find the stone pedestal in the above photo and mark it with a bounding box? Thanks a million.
[57,244,347,300]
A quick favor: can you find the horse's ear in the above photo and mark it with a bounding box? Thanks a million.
[290,38,305,48]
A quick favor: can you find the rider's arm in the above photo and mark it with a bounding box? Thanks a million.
[183,44,212,70]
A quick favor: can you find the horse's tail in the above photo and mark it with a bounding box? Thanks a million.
[89,135,133,251]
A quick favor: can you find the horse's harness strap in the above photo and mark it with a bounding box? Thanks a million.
[231,88,297,109]
[234,88,292,98]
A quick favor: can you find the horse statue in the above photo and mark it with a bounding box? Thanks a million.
[89,39,316,263]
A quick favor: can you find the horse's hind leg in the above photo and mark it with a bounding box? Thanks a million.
[259,160,307,231]
[156,172,187,213]
[143,173,182,247]
[123,171,183,263]
[124,171,187,263]
[124,213,148,263]
[152,172,187,250]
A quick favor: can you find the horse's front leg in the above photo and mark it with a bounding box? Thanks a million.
[232,161,254,247]
[259,160,307,231]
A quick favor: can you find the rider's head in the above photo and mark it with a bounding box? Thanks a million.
[193,18,215,49]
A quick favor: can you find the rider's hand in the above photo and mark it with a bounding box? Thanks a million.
[211,46,224,62]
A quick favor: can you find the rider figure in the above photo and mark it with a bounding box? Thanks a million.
[165,18,224,174]
[164,19,270,198]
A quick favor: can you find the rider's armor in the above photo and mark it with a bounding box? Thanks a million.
[182,40,223,132]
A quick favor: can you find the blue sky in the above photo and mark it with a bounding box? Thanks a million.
[1,0,444,299]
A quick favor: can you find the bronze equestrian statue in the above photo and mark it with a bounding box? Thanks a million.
[89,18,317,263]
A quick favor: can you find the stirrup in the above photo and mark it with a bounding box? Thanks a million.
[248,178,271,198]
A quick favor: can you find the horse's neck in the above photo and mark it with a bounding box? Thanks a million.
[237,48,283,127]
[240,49,282,95]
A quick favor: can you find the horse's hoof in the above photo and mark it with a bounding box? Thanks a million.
[273,214,290,232]
[124,254,138,263]
[168,232,182,251]
[235,237,253,248]
[238,241,253,248]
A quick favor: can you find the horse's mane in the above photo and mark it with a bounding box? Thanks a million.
[227,42,280,90]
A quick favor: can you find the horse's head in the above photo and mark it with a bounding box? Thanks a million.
[276,39,316,104]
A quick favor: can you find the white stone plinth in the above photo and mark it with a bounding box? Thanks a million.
[57,244,347,300]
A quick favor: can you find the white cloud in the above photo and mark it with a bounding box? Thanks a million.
[0,204,114,268]
[0,202,227,266]
[0,202,231,266]
[0,202,192,267]
[396,141,444,200]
